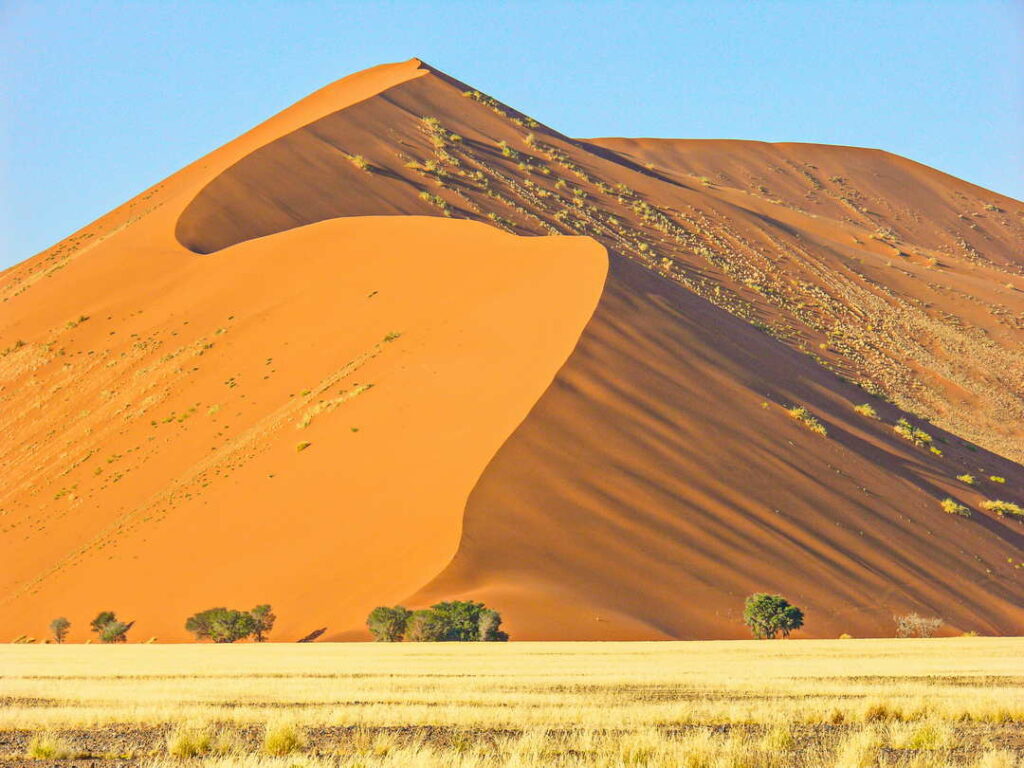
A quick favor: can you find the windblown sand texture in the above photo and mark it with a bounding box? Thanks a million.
[3,59,1023,641]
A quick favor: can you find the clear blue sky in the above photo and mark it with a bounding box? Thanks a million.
[2,1,1022,267]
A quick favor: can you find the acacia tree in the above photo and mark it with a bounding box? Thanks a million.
[478,609,508,642]
[99,620,133,644]
[250,605,276,642]
[185,608,257,643]
[406,609,449,642]
[743,593,805,639]
[90,611,131,643]
[49,617,71,644]
[366,606,412,642]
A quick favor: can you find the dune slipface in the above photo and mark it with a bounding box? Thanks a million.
[2,58,1023,641]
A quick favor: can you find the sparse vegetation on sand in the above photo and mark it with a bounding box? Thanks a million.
[785,406,828,436]
[368,600,508,642]
[853,402,878,418]
[941,497,971,517]
[895,613,944,638]
[185,604,275,643]
[2,639,1022,766]
[893,417,933,447]
[981,499,1024,518]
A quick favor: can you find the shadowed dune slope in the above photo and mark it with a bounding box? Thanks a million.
[413,254,1024,639]
[2,58,1023,641]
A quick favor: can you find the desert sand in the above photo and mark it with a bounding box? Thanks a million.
[2,58,1022,641]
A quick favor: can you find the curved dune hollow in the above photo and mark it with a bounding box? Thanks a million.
[0,217,606,641]
[3,57,1023,641]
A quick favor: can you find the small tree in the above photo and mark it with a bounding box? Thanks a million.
[366,606,412,642]
[429,601,486,641]
[90,611,117,635]
[250,605,276,642]
[478,609,508,642]
[743,593,805,639]
[99,620,132,643]
[406,609,449,641]
[185,608,256,643]
[49,617,71,644]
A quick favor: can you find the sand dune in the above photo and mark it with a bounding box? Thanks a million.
[2,58,1022,641]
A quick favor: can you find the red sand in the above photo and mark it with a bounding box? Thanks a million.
[2,59,1022,641]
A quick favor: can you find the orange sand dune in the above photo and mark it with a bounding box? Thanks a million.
[2,58,1022,641]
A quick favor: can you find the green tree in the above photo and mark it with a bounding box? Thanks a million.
[406,609,449,642]
[99,620,133,643]
[185,608,256,643]
[250,605,276,642]
[743,593,805,639]
[49,617,71,644]
[429,601,486,641]
[478,608,508,642]
[366,606,412,642]
[90,611,117,635]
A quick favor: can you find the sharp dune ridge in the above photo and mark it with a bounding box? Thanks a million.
[1,58,1022,641]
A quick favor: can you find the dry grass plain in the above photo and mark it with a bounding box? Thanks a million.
[1,638,1022,766]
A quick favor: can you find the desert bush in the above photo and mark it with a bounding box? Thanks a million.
[185,608,257,643]
[99,621,132,643]
[26,734,73,759]
[853,403,878,418]
[989,476,1006,484]
[49,617,70,644]
[894,613,943,638]
[262,722,305,756]
[893,418,932,446]
[956,474,976,485]
[981,499,1023,518]
[366,606,412,642]
[91,611,131,643]
[743,593,804,639]
[430,601,490,641]
[346,154,371,172]
[786,406,828,437]
[167,724,214,758]
[940,498,971,517]
[478,608,508,641]
[406,609,449,642]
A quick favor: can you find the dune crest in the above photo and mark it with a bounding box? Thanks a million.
[2,59,1022,640]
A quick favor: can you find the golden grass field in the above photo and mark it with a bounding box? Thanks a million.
[1,638,1022,766]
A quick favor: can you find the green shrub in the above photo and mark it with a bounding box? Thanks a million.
[91,611,131,643]
[989,476,1006,484]
[49,617,70,644]
[185,608,257,643]
[853,403,878,418]
[366,606,412,642]
[742,594,804,639]
[955,474,976,485]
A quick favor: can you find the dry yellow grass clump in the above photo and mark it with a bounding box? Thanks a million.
[0,639,1021,766]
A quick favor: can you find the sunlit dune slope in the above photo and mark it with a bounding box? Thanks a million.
[0,213,605,642]
[2,57,1022,641]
